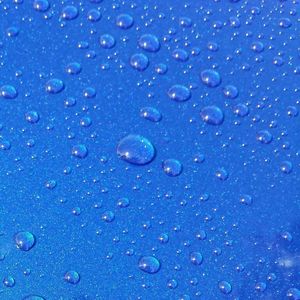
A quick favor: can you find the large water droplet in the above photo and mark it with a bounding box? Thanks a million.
[14,231,36,251]
[138,256,161,274]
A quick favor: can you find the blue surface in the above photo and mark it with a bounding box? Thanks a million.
[0,0,300,299]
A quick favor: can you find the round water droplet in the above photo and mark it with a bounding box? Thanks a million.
[167,279,178,289]
[72,144,88,159]
[64,271,80,284]
[138,34,160,52]
[172,49,189,62]
[280,161,293,174]
[138,256,161,274]
[45,79,64,94]
[25,111,40,124]
[0,85,18,99]
[14,231,36,251]
[66,62,82,75]
[61,5,78,20]
[189,252,203,265]
[215,168,228,181]
[200,69,221,87]
[233,104,249,117]
[167,85,191,102]
[33,0,49,12]
[87,9,101,22]
[287,288,300,300]
[162,159,183,177]
[218,281,232,294]
[130,53,149,71]
[3,276,15,287]
[222,85,239,99]
[255,282,266,292]
[101,211,115,222]
[117,134,155,165]
[200,105,224,125]
[99,34,116,49]
[240,194,252,205]
[256,130,273,144]
[117,197,130,208]
[140,107,162,122]
[116,14,134,29]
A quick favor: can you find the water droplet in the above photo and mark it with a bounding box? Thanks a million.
[130,53,149,71]
[0,85,18,99]
[116,14,134,29]
[162,159,183,177]
[66,62,82,75]
[3,276,15,287]
[25,111,40,124]
[215,168,228,181]
[287,288,300,300]
[167,85,191,102]
[138,34,160,52]
[14,231,36,251]
[64,271,80,284]
[23,296,45,300]
[138,256,161,274]
[61,5,78,21]
[280,161,293,174]
[218,281,232,294]
[233,104,249,117]
[33,0,50,12]
[101,211,115,222]
[87,9,101,22]
[222,85,239,99]
[45,79,64,94]
[99,34,116,49]
[240,194,253,205]
[140,107,162,122]
[256,130,273,144]
[200,69,221,87]
[200,105,224,125]
[189,252,203,265]
[72,144,88,159]
[117,197,130,208]
[117,135,155,165]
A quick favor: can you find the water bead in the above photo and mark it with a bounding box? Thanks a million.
[64,97,76,107]
[256,130,273,144]
[14,231,36,251]
[117,197,130,208]
[72,144,88,159]
[116,14,134,29]
[179,17,192,28]
[222,85,239,99]
[6,26,19,37]
[99,34,116,49]
[154,63,168,74]
[233,104,249,117]
[64,271,80,284]
[287,106,298,117]
[33,0,49,12]
[45,79,64,94]
[80,117,92,127]
[251,41,264,53]
[0,85,18,99]
[158,233,169,244]
[0,139,11,150]
[3,276,15,287]
[201,69,221,87]
[140,107,162,122]
[280,161,293,174]
[66,62,82,75]
[167,279,178,289]
[138,34,160,52]
[61,5,78,21]
[189,252,203,265]
[87,9,101,22]
[130,53,149,71]
[279,18,292,28]
[101,211,115,222]
[25,111,40,124]
[172,49,189,62]
[45,180,56,190]
[162,159,183,177]
[200,105,224,125]
[255,282,266,292]
[215,168,229,181]
[218,281,232,294]
[167,85,191,102]
[83,87,96,98]
[117,134,155,165]
[287,288,300,300]
[240,194,253,205]
[138,256,161,274]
